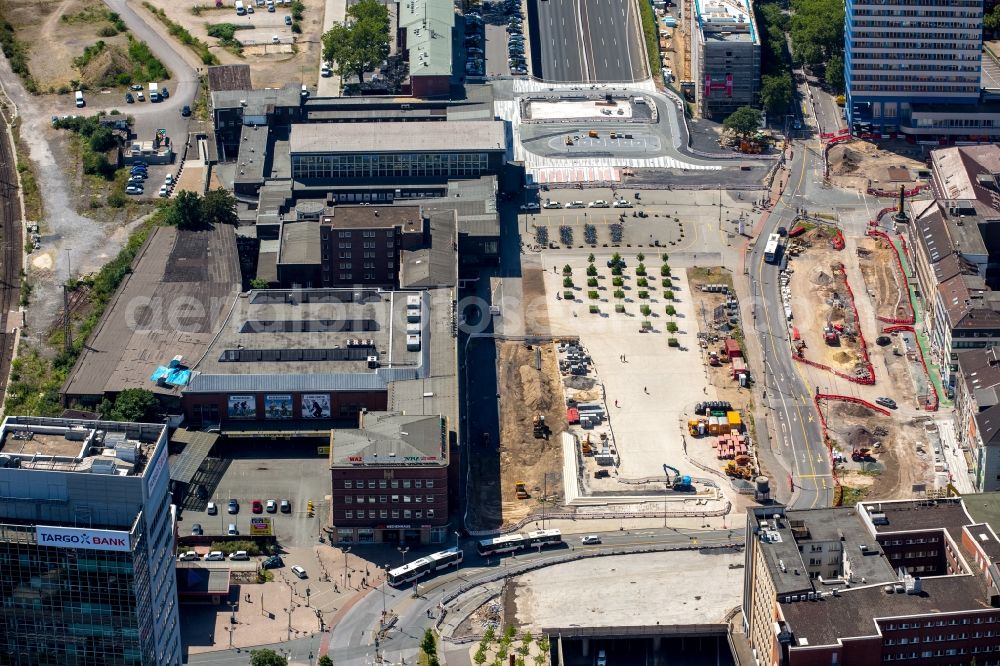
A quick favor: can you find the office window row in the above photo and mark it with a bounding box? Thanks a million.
[293,152,489,179]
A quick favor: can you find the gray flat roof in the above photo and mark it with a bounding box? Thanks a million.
[400,210,457,288]
[211,84,301,112]
[399,0,454,78]
[62,225,241,398]
[184,288,457,395]
[235,124,269,184]
[288,120,507,154]
[331,412,447,465]
[278,221,321,265]
[207,64,252,93]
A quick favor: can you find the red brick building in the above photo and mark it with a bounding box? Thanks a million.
[744,498,1000,666]
[330,412,450,546]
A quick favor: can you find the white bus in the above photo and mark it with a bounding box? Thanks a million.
[477,529,563,557]
[763,233,782,264]
[386,547,463,587]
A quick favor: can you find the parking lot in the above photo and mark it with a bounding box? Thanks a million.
[175,439,333,548]
[465,0,527,79]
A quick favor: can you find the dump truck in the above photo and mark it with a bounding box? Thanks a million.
[515,481,529,499]
[532,414,550,440]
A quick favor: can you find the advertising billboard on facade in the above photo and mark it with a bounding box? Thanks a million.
[36,525,131,552]
[228,395,257,419]
[301,394,331,419]
[264,394,293,419]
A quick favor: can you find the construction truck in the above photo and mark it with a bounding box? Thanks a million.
[533,414,550,440]
[515,481,530,499]
[725,461,753,479]
[852,448,873,462]
[824,323,840,346]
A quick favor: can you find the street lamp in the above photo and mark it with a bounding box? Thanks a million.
[454,530,460,549]
[342,546,352,590]
[380,563,389,629]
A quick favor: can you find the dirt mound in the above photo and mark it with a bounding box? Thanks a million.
[832,351,852,364]
[812,270,833,286]
[829,146,862,176]
[78,44,130,87]
[572,388,600,403]
[846,426,875,449]
[832,402,876,419]
[519,365,546,410]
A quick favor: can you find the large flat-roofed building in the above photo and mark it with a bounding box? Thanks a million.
[181,286,456,435]
[744,498,1000,666]
[694,0,760,119]
[845,0,983,136]
[289,120,506,182]
[0,416,180,665]
[330,411,449,545]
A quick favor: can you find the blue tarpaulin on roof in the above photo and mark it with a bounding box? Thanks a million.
[150,366,192,387]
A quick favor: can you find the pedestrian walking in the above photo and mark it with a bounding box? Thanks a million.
[615,400,619,408]
[644,386,648,394]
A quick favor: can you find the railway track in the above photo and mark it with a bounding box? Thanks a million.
[0,112,23,407]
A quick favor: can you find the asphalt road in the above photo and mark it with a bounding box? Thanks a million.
[184,528,742,664]
[535,0,645,83]
[96,0,199,145]
[747,147,833,510]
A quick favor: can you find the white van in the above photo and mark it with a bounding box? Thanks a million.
[597,650,607,666]
[75,90,85,108]
[236,0,246,15]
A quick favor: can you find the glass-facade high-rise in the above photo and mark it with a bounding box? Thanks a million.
[845,0,984,133]
[0,417,180,666]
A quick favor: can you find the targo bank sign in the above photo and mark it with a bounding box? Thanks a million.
[36,525,131,552]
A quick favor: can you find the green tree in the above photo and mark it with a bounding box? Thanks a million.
[474,647,488,666]
[587,253,595,263]
[88,126,117,152]
[760,73,793,115]
[250,278,269,289]
[988,4,1000,33]
[421,629,438,657]
[824,55,845,92]
[723,106,761,139]
[318,657,334,666]
[101,388,160,422]
[788,0,844,66]
[201,188,238,226]
[322,0,390,84]
[165,191,203,229]
[250,649,288,666]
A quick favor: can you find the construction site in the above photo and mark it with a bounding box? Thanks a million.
[827,141,928,194]
[783,226,872,381]
[857,235,910,323]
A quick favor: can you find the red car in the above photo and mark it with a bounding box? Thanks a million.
[252,500,263,514]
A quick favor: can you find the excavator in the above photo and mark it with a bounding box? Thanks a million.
[663,464,693,491]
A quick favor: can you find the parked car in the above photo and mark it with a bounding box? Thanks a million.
[181,105,192,117]
[875,397,897,409]
[130,84,143,91]
[612,199,632,208]
[227,524,238,536]
[160,86,169,99]
[190,523,203,536]
[207,501,218,515]
[137,91,144,101]
[125,93,134,103]
[581,535,602,545]
[206,551,225,561]
[588,200,610,208]
[262,555,284,569]
[252,499,263,514]
[178,551,200,561]
[520,202,540,211]
[125,185,143,195]
[266,499,277,513]
[229,551,250,561]
[285,15,292,24]
[158,186,169,198]
[228,499,239,514]
[280,499,291,513]
[291,565,308,579]
[566,201,585,209]
[542,200,562,209]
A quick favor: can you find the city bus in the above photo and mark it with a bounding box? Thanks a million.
[386,547,463,587]
[477,529,563,557]
[763,233,782,264]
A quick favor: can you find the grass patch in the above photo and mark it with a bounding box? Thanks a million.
[0,17,37,92]
[688,266,735,289]
[207,23,251,55]
[637,0,661,82]
[6,214,160,416]
[143,2,219,65]
[840,486,867,506]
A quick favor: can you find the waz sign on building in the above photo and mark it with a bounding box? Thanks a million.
[36,525,131,552]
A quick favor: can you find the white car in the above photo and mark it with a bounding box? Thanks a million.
[205,551,225,561]
[612,200,633,208]
[566,201,585,209]
[519,202,540,211]
[229,550,250,561]
[321,64,332,77]
[178,551,200,561]
[588,200,610,208]
[542,201,562,209]
[581,535,602,545]
[291,565,308,579]
[207,501,218,515]
[125,185,143,195]
[158,186,169,198]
